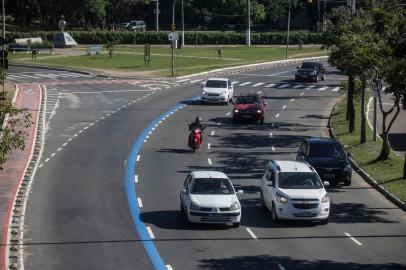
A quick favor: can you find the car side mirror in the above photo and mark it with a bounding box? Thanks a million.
[181,188,187,194]
[236,190,243,195]
[323,181,330,187]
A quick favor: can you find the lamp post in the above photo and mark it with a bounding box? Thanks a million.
[246,0,251,46]
[285,0,291,59]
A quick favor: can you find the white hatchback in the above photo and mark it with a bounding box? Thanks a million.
[180,171,243,227]
[200,78,234,104]
[260,160,330,224]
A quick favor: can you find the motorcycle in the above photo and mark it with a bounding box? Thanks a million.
[188,125,204,153]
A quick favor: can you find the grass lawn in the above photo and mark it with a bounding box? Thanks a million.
[10,46,327,77]
[331,92,406,203]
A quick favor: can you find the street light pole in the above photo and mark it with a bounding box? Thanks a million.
[285,0,291,59]
[246,0,251,46]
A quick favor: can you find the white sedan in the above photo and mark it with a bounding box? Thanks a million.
[180,171,243,227]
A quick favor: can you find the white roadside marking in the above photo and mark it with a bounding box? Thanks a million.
[264,83,276,88]
[331,87,340,92]
[57,147,62,152]
[207,143,211,149]
[246,228,257,239]
[317,86,329,91]
[239,82,252,86]
[134,175,139,183]
[51,153,56,157]
[208,158,212,165]
[290,99,295,102]
[137,198,143,208]
[252,82,264,87]
[275,113,280,118]
[63,142,68,147]
[146,226,155,239]
[190,79,201,83]
[166,265,174,270]
[68,138,73,142]
[210,131,215,136]
[300,92,305,96]
[344,233,363,246]
[293,84,304,89]
[305,85,316,90]
[278,84,290,89]
[45,158,50,163]
[136,155,141,162]
[278,264,286,270]
[232,81,239,85]
[282,105,287,109]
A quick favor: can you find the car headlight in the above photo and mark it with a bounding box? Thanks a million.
[321,195,330,203]
[276,193,288,203]
[343,164,352,173]
[230,201,240,211]
[234,109,239,113]
[257,109,262,113]
[190,202,200,211]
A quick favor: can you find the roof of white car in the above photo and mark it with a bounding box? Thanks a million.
[207,77,228,81]
[270,160,314,173]
[191,170,228,179]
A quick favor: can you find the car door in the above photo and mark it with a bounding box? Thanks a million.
[181,175,192,209]
[262,167,275,208]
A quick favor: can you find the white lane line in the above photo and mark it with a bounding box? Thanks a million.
[331,86,340,92]
[278,264,286,270]
[272,146,276,151]
[57,147,62,152]
[166,265,174,270]
[146,226,155,239]
[290,98,295,102]
[210,131,215,136]
[136,155,141,162]
[305,85,316,90]
[246,228,257,239]
[45,158,50,163]
[190,79,201,83]
[134,175,139,183]
[282,105,287,109]
[264,83,276,88]
[232,81,239,85]
[73,133,78,137]
[275,113,280,118]
[239,82,252,86]
[38,164,43,168]
[68,138,73,142]
[269,132,273,137]
[137,197,143,208]
[226,112,231,116]
[300,92,305,96]
[252,82,264,87]
[208,158,212,165]
[63,142,68,147]
[207,143,211,149]
[344,232,363,246]
[278,84,290,89]
[293,84,304,89]
[51,153,56,157]
[317,86,329,91]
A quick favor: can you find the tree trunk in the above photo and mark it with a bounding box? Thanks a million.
[379,131,391,160]
[360,77,366,143]
[348,76,355,133]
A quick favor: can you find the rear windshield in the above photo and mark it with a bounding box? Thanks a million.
[309,142,346,159]
[235,96,259,104]
[278,172,322,189]
[191,178,234,195]
[205,80,227,88]
[301,62,317,69]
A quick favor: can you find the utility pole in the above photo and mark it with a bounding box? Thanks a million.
[182,0,185,47]
[285,0,291,59]
[246,0,251,46]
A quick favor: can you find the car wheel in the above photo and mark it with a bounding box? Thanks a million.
[271,203,279,224]
[260,117,264,124]
[320,217,329,225]
[232,222,240,228]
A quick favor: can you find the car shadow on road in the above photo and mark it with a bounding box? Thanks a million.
[198,255,406,270]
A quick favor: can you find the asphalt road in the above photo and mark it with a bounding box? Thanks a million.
[7,64,406,270]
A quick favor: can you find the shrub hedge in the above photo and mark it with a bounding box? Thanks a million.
[7,31,323,45]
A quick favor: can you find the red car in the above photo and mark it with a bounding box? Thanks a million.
[232,93,266,124]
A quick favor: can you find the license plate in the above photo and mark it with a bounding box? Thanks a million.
[296,211,315,217]
[243,115,252,119]
[209,213,222,217]
[324,173,335,178]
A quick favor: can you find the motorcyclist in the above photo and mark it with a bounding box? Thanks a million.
[188,116,205,147]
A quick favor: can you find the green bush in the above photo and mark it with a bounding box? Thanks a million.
[8,31,323,45]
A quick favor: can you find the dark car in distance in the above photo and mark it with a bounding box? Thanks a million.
[295,62,326,82]
[296,137,352,186]
[232,93,266,124]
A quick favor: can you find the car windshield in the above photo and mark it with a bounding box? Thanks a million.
[191,178,234,195]
[301,62,317,69]
[309,142,346,159]
[235,96,259,104]
[278,172,322,189]
[205,80,227,88]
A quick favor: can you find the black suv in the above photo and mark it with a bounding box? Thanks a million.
[296,137,352,186]
[295,62,326,82]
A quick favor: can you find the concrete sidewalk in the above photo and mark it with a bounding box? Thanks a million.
[0,83,42,270]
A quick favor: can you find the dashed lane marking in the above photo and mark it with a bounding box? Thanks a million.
[137,198,143,208]
[239,82,252,86]
[275,113,280,118]
[293,84,303,89]
[331,87,340,92]
[278,84,290,89]
[207,143,211,149]
[210,131,215,136]
[344,233,363,246]
[317,86,329,91]
[246,228,257,239]
[264,83,276,88]
[300,92,305,96]
[136,155,141,162]
[146,226,155,239]
[252,82,264,87]
[290,99,295,102]
[208,158,212,165]
[166,265,174,270]
[282,105,287,109]
[134,175,139,183]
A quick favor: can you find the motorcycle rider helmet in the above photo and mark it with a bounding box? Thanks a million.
[195,116,202,123]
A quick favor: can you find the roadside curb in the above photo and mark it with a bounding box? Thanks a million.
[10,63,92,76]
[328,102,406,212]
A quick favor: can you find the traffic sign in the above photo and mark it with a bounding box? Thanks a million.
[168,32,178,41]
